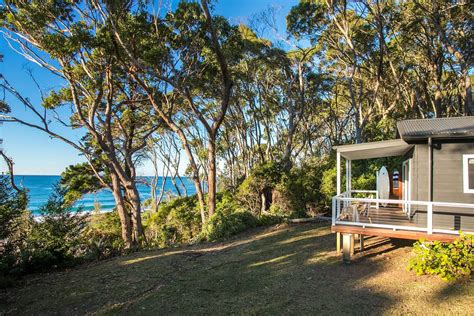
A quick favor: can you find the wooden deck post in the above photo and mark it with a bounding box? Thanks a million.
[359,234,364,251]
[342,233,352,263]
[350,234,355,255]
[336,232,341,253]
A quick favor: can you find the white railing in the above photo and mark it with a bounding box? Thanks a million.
[332,190,474,236]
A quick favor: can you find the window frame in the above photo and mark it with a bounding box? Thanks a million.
[463,154,474,194]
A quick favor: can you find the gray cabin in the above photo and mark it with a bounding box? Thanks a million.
[331,117,474,261]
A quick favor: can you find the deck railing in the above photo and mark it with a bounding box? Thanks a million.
[332,190,474,235]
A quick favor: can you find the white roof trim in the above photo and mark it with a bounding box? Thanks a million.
[335,139,413,160]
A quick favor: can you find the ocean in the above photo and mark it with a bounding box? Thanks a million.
[13,175,196,215]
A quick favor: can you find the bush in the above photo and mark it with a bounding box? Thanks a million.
[0,177,29,286]
[19,185,87,273]
[256,213,283,226]
[146,192,282,244]
[236,161,286,215]
[408,233,474,281]
[0,177,28,241]
[239,158,332,218]
[203,192,251,241]
[84,210,124,260]
[201,209,257,241]
[143,195,202,247]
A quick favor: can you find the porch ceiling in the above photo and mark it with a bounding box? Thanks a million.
[335,139,413,160]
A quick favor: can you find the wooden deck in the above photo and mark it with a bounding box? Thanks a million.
[331,225,459,242]
[334,206,459,242]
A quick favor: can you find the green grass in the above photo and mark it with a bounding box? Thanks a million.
[1,223,473,315]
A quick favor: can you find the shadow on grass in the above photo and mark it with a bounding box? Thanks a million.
[2,223,468,315]
[431,275,474,302]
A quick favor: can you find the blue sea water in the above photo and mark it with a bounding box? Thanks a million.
[13,175,196,215]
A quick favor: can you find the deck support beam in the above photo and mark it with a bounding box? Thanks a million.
[336,232,341,253]
[350,234,355,255]
[359,234,365,251]
[342,233,352,263]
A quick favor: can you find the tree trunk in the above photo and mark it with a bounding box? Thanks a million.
[110,172,133,248]
[207,136,217,217]
[463,70,473,115]
[125,184,143,243]
[176,175,188,197]
[354,111,363,144]
[283,101,295,169]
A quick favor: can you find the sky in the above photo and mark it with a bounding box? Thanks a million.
[0,0,299,175]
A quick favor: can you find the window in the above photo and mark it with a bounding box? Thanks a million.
[463,154,474,193]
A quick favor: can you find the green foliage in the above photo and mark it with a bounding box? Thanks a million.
[201,191,282,241]
[2,184,88,285]
[0,177,29,286]
[275,157,332,217]
[408,233,474,281]
[19,185,87,273]
[144,191,282,245]
[286,0,326,42]
[143,195,202,248]
[238,158,338,217]
[201,209,257,242]
[41,88,71,109]
[271,174,306,218]
[320,166,337,206]
[84,210,124,260]
[256,213,283,226]
[0,177,28,240]
[237,161,286,214]
[60,162,105,206]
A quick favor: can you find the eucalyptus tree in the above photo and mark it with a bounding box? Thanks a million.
[401,1,473,116]
[94,0,245,220]
[214,24,330,214]
[1,1,161,247]
[145,131,188,210]
[288,0,373,143]
[287,0,473,144]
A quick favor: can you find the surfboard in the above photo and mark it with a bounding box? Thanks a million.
[377,166,390,207]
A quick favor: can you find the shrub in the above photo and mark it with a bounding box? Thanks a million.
[271,176,302,218]
[201,210,257,241]
[143,195,202,247]
[408,233,474,281]
[0,177,29,286]
[256,213,283,226]
[0,177,28,241]
[201,191,257,241]
[19,185,87,273]
[84,210,124,260]
[236,161,286,215]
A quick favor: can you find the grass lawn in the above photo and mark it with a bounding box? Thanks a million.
[1,223,473,315]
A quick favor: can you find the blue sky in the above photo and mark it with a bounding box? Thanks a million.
[0,0,298,175]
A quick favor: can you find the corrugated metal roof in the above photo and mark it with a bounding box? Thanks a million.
[397,116,474,141]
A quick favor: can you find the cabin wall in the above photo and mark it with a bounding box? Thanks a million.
[433,142,474,203]
[411,141,474,231]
